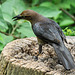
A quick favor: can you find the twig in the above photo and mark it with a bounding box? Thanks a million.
[0,31,20,39]
[11,24,19,35]
[0,31,9,35]
[60,8,75,21]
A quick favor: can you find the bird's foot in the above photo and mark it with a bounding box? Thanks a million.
[32,56,38,61]
[57,60,62,65]
[32,52,43,61]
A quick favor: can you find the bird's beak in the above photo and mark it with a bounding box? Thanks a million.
[12,15,23,21]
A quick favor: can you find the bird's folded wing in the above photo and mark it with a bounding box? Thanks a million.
[33,22,62,44]
[54,23,67,42]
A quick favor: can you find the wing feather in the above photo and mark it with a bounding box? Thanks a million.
[33,22,62,44]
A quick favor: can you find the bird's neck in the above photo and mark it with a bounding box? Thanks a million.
[31,14,49,25]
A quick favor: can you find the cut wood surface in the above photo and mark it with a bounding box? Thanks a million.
[0,36,75,75]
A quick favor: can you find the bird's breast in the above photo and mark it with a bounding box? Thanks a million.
[37,37,46,45]
[32,23,46,45]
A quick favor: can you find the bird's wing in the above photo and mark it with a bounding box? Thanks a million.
[54,23,67,43]
[49,19,67,43]
[33,22,62,44]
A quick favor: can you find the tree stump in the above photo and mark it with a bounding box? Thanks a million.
[0,36,75,75]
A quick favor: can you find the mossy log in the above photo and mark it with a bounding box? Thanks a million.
[0,36,75,75]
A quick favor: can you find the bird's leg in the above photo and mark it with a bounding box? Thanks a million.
[33,44,42,61]
[38,44,42,55]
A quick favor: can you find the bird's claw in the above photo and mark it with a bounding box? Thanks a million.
[57,60,62,65]
[32,56,38,61]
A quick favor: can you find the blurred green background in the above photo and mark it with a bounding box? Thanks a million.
[0,0,75,53]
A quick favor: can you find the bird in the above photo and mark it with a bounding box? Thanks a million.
[12,10,75,70]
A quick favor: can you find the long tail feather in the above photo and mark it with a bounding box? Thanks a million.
[52,43,75,70]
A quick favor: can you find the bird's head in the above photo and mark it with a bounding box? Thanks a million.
[12,10,38,23]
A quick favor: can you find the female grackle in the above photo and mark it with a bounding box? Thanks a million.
[12,10,75,70]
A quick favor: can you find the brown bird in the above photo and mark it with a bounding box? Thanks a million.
[12,10,75,70]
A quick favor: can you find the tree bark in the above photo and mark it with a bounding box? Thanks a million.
[0,37,75,75]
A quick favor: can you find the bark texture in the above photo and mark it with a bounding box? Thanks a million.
[0,36,75,75]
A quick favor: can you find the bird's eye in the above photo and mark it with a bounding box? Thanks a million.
[21,16,25,19]
[25,16,32,20]
[23,16,25,18]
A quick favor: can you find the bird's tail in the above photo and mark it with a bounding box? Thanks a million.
[52,43,75,70]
